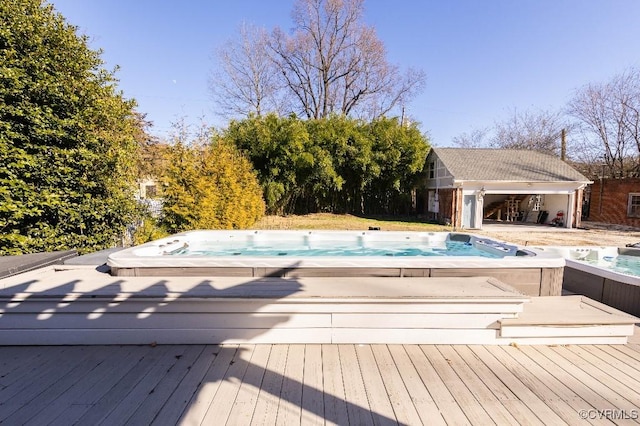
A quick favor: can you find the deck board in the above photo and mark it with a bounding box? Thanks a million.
[72,345,167,425]
[586,345,640,379]
[98,345,191,425]
[276,344,305,425]
[0,341,639,425]
[299,344,325,425]
[386,345,446,425]
[353,344,398,426]
[608,342,640,364]
[148,344,218,426]
[0,345,67,394]
[371,345,423,425]
[420,345,494,424]
[338,345,375,425]
[252,344,288,424]
[509,345,608,424]
[534,345,640,408]
[468,346,567,425]
[522,348,609,423]
[437,345,520,425]
[47,345,153,426]
[177,345,237,425]
[124,345,206,426]
[200,344,254,425]
[567,345,640,397]
[0,346,90,421]
[320,344,350,425]
[225,344,270,426]
[487,346,585,425]
[403,344,470,425]
[452,345,545,426]
[4,346,107,425]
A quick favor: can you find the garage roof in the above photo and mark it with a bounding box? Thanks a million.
[430,148,591,182]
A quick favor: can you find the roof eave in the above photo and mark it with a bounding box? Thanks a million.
[453,179,594,185]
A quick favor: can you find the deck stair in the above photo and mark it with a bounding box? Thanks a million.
[0,266,637,345]
[499,295,639,344]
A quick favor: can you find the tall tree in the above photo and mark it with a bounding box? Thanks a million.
[491,108,570,156]
[364,117,428,214]
[0,0,146,254]
[452,128,490,148]
[451,109,571,156]
[212,0,425,121]
[224,114,312,214]
[304,115,369,213]
[224,114,429,215]
[568,67,640,178]
[210,23,284,118]
[271,0,425,119]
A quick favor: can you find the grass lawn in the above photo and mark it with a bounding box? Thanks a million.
[253,213,451,232]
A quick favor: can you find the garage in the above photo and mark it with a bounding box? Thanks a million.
[422,148,592,230]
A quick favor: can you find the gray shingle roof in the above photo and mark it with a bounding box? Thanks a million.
[431,148,590,182]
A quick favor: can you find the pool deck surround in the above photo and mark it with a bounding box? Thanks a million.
[0,263,636,346]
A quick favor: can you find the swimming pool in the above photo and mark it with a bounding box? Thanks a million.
[107,230,565,296]
[147,231,516,258]
[534,246,640,316]
[588,249,640,278]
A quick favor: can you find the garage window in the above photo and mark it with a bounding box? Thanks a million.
[628,193,640,217]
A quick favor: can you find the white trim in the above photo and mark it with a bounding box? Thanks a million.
[454,180,593,185]
[565,191,575,228]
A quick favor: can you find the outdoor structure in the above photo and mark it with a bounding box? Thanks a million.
[137,177,159,199]
[1,248,639,424]
[587,177,640,228]
[106,230,565,297]
[0,263,636,346]
[421,148,592,230]
[136,177,163,218]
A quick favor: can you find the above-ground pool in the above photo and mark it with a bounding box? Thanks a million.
[534,245,640,316]
[108,230,565,296]
[129,230,531,259]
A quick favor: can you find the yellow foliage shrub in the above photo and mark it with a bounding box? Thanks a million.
[162,139,265,232]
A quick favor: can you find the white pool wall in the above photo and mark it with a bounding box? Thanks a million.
[533,245,640,286]
[107,230,564,269]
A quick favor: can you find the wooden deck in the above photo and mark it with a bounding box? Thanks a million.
[1,334,640,425]
[1,262,640,424]
[1,266,637,346]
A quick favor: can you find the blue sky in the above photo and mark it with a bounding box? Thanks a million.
[49,0,640,146]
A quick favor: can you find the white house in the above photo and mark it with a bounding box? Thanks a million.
[423,148,593,229]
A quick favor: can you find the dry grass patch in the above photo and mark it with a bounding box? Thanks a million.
[251,214,640,247]
[253,213,450,232]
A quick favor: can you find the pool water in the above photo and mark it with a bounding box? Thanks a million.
[586,255,640,278]
[171,240,503,258]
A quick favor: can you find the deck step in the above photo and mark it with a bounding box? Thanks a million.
[0,266,636,345]
[499,295,639,344]
[0,271,529,345]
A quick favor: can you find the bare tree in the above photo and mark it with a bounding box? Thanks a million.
[451,109,571,155]
[568,67,640,178]
[213,0,425,121]
[620,70,640,175]
[272,0,425,120]
[209,23,284,118]
[452,127,490,148]
[490,108,571,156]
